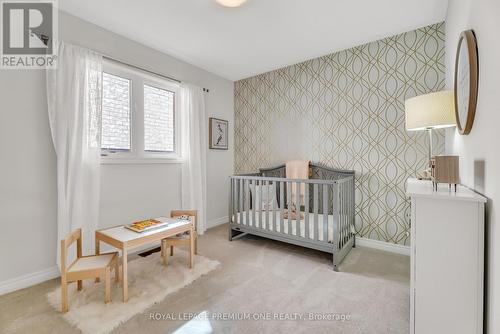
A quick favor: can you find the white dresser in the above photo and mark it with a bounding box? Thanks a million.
[407,178,486,334]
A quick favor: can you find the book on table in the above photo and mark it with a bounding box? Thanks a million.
[125,217,171,233]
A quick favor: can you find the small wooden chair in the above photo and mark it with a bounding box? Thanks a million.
[60,228,119,313]
[160,210,198,267]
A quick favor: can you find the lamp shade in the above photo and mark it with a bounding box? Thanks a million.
[405,90,456,131]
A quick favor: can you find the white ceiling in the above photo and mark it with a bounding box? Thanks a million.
[60,0,448,81]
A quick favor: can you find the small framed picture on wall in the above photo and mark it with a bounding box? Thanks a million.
[209,117,228,150]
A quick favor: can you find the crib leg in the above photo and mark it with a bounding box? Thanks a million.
[353,234,356,248]
[229,227,246,241]
[333,254,339,272]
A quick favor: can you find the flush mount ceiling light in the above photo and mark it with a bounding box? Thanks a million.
[216,0,247,8]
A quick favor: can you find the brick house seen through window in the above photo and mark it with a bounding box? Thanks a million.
[100,60,180,162]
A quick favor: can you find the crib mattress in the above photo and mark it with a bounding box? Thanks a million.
[232,210,335,243]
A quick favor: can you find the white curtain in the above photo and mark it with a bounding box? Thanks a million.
[180,84,207,234]
[47,42,103,265]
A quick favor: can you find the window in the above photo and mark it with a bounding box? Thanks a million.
[144,85,175,152]
[100,61,180,163]
[101,73,131,151]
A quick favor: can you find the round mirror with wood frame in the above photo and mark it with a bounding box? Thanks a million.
[454,30,478,135]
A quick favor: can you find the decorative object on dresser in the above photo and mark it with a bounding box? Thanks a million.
[229,162,355,271]
[454,30,479,135]
[209,117,228,150]
[429,155,459,191]
[404,90,456,179]
[407,178,486,334]
[160,210,198,267]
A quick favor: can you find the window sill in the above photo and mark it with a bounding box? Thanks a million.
[100,157,184,165]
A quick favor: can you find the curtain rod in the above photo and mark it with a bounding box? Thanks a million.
[103,55,181,83]
[66,43,210,92]
[102,54,210,92]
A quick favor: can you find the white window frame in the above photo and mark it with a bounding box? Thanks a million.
[100,60,182,164]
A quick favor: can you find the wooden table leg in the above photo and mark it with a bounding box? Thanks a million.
[104,267,111,304]
[189,226,194,269]
[114,257,120,283]
[61,275,68,313]
[95,236,100,283]
[122,247,128,302]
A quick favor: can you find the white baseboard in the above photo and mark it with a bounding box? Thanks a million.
[204,218,409,256]
[0,217,232,296]
[356,237,410,256]
[0,266,60,296]
[206,216,228,229]
[0,228,406,296]
[0,244,168,296]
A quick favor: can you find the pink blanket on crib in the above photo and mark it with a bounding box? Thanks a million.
[286,160,309,205]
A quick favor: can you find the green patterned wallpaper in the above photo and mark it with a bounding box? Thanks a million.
[234,23,445,245]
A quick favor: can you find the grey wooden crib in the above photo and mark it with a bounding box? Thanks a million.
[228,163,355,271]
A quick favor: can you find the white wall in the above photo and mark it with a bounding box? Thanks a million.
[0,11,234,285]
[445,0,500,332]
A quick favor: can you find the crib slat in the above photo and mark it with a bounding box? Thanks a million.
[345,182,348,246]
[296,181,301,237]
[313,183,319,241]
[234,179,238,224]
[341,182,345,247]
[280,181,284,234]
[347,181,350,243]
[245,180,250,227]
[349,180,352,241]
[348,182,351,242]
[347,180,351,243]
[251,179,255,227]
[342,181,344,243]
[304,182,309,239]
[287,181,292,235]
[258,179,263,229]
[266,180,270,230]
[346,180,350,245]
[239,179,243,225]
[230,178,234,225]
[338,182,342,247]
[251,180,256,227]
[352,178,355,239]
[272,181,277,231]
[234,179,237,224]
[323,183,328,242]
[241,179,245,225]
[332,182,339,250]
[344,182,347,246]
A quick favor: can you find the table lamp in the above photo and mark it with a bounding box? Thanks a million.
[405,90,456,178]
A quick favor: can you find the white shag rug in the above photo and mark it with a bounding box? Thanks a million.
[47,250,220,334]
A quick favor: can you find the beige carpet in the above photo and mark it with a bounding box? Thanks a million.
[45,250,219,334]
[0,224,410,334]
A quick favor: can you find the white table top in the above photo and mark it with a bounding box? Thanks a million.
[406,178,486,203]
[98,217,192,242]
